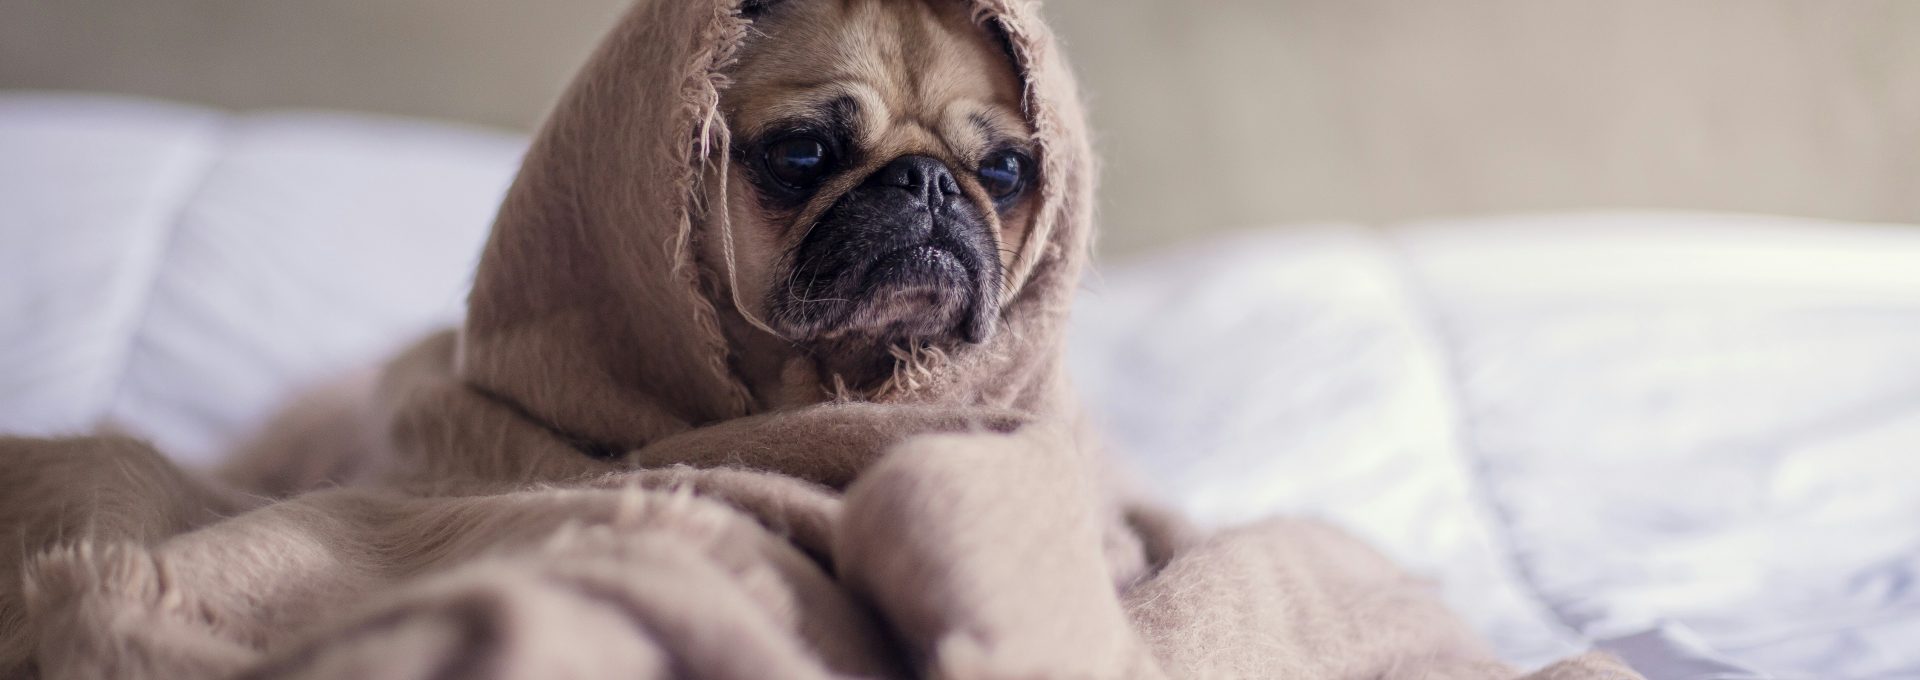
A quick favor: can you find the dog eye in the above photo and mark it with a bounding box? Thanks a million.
[977,150,1028,200]
[764,136,833,189]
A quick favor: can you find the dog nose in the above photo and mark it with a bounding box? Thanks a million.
[874,155,961,203]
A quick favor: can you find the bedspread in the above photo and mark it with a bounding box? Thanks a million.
[5,93,1918,679]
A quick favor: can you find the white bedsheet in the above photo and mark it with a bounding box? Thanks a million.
[0,93,520,461]
[5,93,1917,679]
[1074,218,1920,678]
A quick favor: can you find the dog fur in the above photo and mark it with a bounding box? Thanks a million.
[705,0,1040,393]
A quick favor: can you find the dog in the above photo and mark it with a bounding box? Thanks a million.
[706,0,1037,392]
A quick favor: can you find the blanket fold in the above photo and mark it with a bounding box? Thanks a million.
[0,1,1648,678]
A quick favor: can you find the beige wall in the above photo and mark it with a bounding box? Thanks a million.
[5,0,1918,253]
[1051,1,1920,252]
[0,0,624,133]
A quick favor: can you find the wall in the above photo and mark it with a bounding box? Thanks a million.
[5,0,1917,253]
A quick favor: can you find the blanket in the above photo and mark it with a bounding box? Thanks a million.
[0,1,1647,678]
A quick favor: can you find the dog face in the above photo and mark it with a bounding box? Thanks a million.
[714,0,1035,363]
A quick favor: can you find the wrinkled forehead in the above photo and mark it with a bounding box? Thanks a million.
[725,0,1030,158]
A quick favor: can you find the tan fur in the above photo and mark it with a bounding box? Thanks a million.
[708,0,1034,314]
[704,0,1041,399]
[0,1,1647,678]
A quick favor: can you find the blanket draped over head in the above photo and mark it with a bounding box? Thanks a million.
[0,1,1646,678]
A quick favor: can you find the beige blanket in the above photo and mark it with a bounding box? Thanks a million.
[1,0,1644,678]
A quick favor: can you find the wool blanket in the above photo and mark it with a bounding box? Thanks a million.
[0,0,1645,678]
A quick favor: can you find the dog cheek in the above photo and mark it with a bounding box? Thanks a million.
[961,276,1000,344]
[961,310,995,344]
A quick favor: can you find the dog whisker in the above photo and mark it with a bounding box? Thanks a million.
[723,0,1032,379]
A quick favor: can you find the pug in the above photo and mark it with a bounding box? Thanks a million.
[705,0,1037,394]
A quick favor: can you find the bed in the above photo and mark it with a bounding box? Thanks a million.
[4,92,1916,679]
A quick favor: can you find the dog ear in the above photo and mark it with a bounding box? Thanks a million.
[740,0,785,19]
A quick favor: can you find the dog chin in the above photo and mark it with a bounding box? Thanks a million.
[779,242,991,347]
[843,244,978,338]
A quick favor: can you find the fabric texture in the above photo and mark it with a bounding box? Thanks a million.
[10,88,1920,678]
[0,1,1647,678]
[1074,216,1920,679]
[0,93,521,465]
